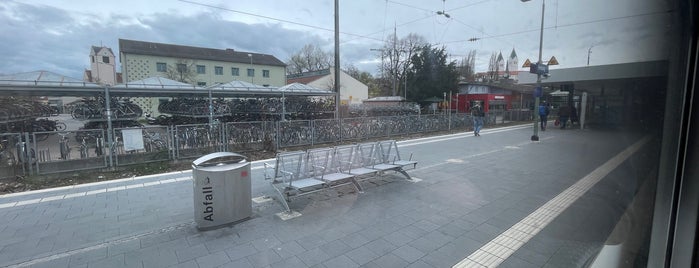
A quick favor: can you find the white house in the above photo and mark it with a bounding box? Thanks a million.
[286,69,368,105]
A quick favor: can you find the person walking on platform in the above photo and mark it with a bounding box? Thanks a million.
[559,105,572,129]
[471,104,485,136]
[538,101,550,131]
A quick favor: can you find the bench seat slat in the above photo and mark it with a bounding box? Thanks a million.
[322,172,354,182]
[349,167,377,176]
[290,178,325,189]
[372,163,402,171]
[393,160,418,167]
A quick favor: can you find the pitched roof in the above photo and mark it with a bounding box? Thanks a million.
[509,48,517,59]
[119,39,286,67]
[497,52,504,62]
[286,69,331,84]
[91,46,115,56]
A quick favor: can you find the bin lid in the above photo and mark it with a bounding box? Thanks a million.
[192,152,247,168]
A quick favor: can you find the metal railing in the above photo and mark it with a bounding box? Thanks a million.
[0,111,527,177]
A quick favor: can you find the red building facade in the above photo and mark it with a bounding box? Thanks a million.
[452,83,513,113]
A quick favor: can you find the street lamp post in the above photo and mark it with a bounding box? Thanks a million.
[522,0,545,141]
[587,45,594,66]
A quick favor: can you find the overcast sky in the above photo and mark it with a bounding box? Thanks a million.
[0,0,672,80]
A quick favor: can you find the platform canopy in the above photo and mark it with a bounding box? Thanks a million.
[278,83,333,94]
[0,71,103,96]
[0,71,335,97]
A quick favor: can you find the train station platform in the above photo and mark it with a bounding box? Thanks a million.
[0,123,659,267]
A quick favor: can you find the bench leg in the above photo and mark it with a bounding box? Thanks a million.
[350,178,364,193]
[395,168,412,181]
[271,184,292,213]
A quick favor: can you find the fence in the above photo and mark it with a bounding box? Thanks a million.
[0,111,526,178]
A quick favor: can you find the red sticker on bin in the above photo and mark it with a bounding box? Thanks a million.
[241,171,248,177]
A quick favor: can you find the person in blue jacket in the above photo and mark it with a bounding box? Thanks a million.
[538,101,550,131]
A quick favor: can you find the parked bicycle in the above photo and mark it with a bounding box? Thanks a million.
[58,132,71,160]
[0,139,16,167]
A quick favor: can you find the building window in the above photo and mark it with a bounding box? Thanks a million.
[231,68,239,76]
[177,64,187,72]
[156,62,167,72]
[215,66,223,75]
[262,70,270,78]
[91,56,95,63]
[102,56,110,63]
[197,82,207,86]
[247,68,255,77]
[196,65,206,74]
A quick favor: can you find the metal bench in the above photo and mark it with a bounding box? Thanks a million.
[264,141,418,213]
[374,140,418,180]
[264,150,326,212]
[306,147,363,193]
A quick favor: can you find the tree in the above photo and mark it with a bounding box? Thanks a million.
[457,50,477,82]
[286,44,333,75]
[406,45,459,105]
[376,33,427,96]
[166,58,197,84]
[487,52,498,81]
[344,64,380,97]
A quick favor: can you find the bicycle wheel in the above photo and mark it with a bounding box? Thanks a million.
[0,151,15,166]
[55,122,67,131]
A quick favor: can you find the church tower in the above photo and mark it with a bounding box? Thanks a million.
[84,46,117,85]
[507,48,519,81]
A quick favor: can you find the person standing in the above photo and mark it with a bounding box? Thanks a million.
[559,105,572,129]
[471,104,485,136]
[538,101,550,131]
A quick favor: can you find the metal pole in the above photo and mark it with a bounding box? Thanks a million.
[281,91,286,121]
[334,0,340,119]
[531,0,545,141]
[104,86,114,168]
[248,54,253,84]
[208,88,213,127]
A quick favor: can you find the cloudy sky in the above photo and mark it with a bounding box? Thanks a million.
[0,0,672,80]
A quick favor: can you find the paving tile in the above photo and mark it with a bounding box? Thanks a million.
[85,253,127,268]
[195,250,231,268]
[322,254,359,268]
[498,256,540,268]
[408,231,452,253]
[169,259,198,268]
[270,256,307,268]
[364,238,397,256]
[392,244,426,263]
[340,233,372,249]
[225,243,259,261]
[345,246,379,266]
[412,220,441,233]
[218,258,254,268]
[296,234,327,250]
[272,241,306,259]
[320,239,351,258]
[175,243,209,263]
[246,249,282,267]
[69,247,108,266]
[107,239,141,257]
[405,259,437,268]
[251,236,283,251]
[297,247,332,267]
[383,230,415,247]
[365,253,409,268]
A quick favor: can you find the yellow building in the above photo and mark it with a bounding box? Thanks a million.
[118,39,287,87]
[118,39,287,116]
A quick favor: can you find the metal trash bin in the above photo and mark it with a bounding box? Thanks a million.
[192,152,252,230]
